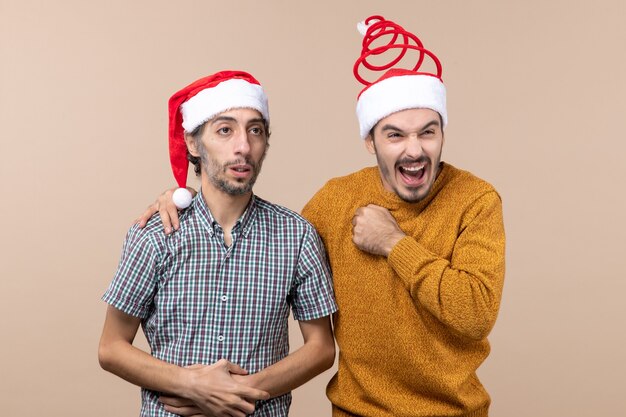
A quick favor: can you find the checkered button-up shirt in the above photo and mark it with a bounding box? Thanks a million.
[102,193,337,417]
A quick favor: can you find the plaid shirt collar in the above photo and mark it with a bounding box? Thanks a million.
[192,190,258,238]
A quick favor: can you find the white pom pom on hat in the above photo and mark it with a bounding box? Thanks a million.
[356,20,371,36]
[172,187,193,209]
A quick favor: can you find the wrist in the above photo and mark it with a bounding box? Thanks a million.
[235,371,263,392]
[175,367,198,400]
[385,232,406,257]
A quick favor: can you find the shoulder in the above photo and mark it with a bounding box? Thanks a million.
[114,216,171,269]
[123,202,200,249]
[318,166,378,194]
[254,196,317,233]
[435,163,503,224]
[302,167,377,220]
[440,163,501,202]
[124,215,168,249]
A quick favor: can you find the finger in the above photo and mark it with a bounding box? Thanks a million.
[159,395,195,407]
[162,404,203,416]
[170,187,195,231]
[156,189,178,234]
[135,204,159,228]
[225,362,249,375]
[158,204,174,235]
[238,386,270,401]
[231,398,256,416]
[166,199,181,231]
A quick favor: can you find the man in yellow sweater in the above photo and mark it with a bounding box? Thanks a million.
[299,15,505,417]
[138,15,505,417]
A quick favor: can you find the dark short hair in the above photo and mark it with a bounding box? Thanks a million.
[186,123,206,177]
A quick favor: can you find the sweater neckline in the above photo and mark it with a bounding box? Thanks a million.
[371,161,450,212]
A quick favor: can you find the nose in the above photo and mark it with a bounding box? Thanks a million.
[405,135,424,159]
[233,129,251,156]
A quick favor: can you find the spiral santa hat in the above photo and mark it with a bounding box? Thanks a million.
[167,70,269,208]
[354,15,447,140]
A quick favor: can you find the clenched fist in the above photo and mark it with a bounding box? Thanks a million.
[352,204,406,256]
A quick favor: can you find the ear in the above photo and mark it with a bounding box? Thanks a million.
[365,134,376,155]
[184,134,200,157]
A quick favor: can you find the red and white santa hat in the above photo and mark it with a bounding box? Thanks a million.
[168,70,269,208]
[354,15,447,140]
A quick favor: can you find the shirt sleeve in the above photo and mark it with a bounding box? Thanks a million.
[290,224,337,321]
[101,225,162,319]
[388,190,505,340]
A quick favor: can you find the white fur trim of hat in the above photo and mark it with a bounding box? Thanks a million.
[181,78,269,133]
[356,74,447,140]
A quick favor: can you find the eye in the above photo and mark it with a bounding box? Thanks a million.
[249,126,265,136]
[387,132,402,139]
[217,127,231,135]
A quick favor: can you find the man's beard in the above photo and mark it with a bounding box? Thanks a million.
[376,152,439,203]
[198,144,265,196]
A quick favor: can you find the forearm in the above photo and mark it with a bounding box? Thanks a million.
[390,216,505,340]
[99,306,270,417]
[245,341,334,397]
[388,192,505,340]
[240,317,335,397]
[391,236,503,339]
[99,338,189,396]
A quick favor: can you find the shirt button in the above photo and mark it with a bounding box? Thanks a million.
[217,335,224,342]
[221,295,228,302]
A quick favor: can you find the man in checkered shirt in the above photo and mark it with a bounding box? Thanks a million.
[98,71,337,417]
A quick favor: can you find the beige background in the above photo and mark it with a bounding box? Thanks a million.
[1,0,625,416]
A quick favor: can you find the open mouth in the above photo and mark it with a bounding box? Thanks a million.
[229,164,252,178]
[398,163,426,186]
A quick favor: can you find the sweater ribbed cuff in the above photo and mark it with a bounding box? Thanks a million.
[387,236,439,289]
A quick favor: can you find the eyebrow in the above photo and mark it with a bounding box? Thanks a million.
[380,119,441,133]
[210,116,237,125]
[209,116,266,126]
[247,117,267,126]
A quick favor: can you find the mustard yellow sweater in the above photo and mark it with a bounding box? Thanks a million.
[302,163,505,417]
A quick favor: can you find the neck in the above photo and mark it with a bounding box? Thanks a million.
[200,181,252,231]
